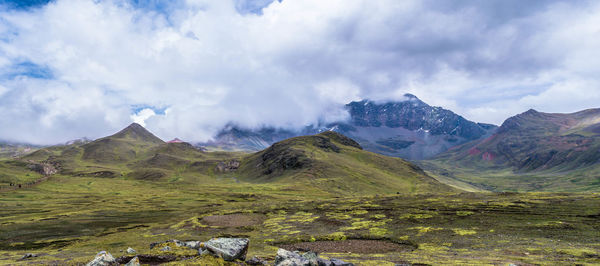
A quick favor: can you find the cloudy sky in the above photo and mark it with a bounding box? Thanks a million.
[0,0,599,144]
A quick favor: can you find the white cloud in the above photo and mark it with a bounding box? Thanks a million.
[0,0,599,144]
[130,108,156,127]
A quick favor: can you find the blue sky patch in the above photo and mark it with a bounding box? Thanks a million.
[131,104,168,115]
[2,61,54,80]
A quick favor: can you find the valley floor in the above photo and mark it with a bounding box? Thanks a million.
[1,175,599,265]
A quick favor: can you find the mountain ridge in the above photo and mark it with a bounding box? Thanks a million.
[423,108,600,192]
[201,94,497,160]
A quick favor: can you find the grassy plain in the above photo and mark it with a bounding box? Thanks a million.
[1,172,599,265]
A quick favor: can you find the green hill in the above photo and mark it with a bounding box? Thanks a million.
[4,123,453,195]
[423,108,600,192]
[238,131,455,194]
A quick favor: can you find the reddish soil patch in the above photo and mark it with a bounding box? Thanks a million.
[201,213,264,227]
[482,152,495,161]
[468,147,481,156]
[279,240,415,254]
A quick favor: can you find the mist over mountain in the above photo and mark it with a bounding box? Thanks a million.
[203,94,497,160]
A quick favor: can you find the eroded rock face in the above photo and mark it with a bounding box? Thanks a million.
[200,238,249,262]
[27,162,58,176]
[216,160,240,172]
[86,251,116,266]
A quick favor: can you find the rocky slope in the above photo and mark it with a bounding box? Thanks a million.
[424,108,600,191]
[201,94,496,160]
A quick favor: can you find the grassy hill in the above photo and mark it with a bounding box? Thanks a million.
[5,124,451,196]
[423,108,600,192]
[238,131,454,194]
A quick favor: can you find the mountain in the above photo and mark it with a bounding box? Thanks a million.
[332,94,497,159]
[237,131,455,194]
[20,123,225,180]
[0,141,38,159]
[6,123,452,195]
[201,94,497,160]
[80,123,165,163]
[423,108,600,192]
[201,125,306,151]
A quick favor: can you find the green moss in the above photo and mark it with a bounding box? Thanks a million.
[452,228,477,236]
[456,211,475,216]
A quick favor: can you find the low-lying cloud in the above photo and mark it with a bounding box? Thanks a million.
[0,0,599,144]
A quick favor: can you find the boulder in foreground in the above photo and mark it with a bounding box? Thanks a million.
[86,251,116,266]
[200,237,249,261]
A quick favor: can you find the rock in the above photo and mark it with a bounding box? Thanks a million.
[246,256,269,265]
[201,237,249,261]
[302,251,319,265]
[124,256,140,266]
[150,239,200,250]
[182,240,202,249]
[160,246,171,251]
[330,258,354,266]
[274,248,310,266]
[317,258,333,266]
[216,160,240,172]
[20,253,37,260]
[126,247,136,254]
[86,251,117,266]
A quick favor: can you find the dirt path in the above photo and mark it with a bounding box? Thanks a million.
[0,175,51,192]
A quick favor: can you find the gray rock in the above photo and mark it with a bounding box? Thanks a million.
[302,251,319,265]
[274,248,310,266]
[201,237,249,261]
[86,251,116,266]
[246,256,269,265]
[182,240,202,249]
[330,258,354,266]
[317,258,333,266]
[124,256,140,266]
[160,246,171,251]
[126,247,136,254]
[149,239,200,250]
[20,253,37,260]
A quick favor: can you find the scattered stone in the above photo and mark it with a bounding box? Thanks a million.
[115,255,178,264]
[149,239,201,250]
[160,246,171,251]
[246,256,269,265]
[274,248,354,266]
[317,258,333,266]
[86,251,117,266]
[274,249,310,266]
[201,237,249,261]
[126,247,136,254]
[20,253,37,260]
[124,256,140,266]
